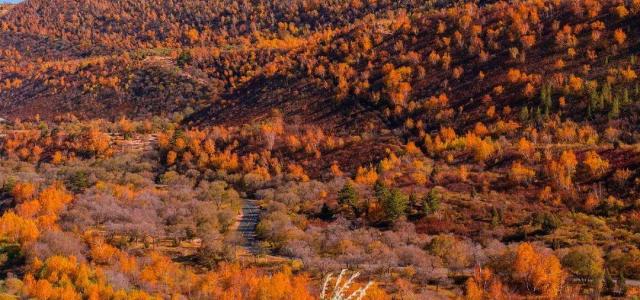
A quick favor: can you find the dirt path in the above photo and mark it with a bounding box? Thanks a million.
[109,133,157,153]
[236,198,260,255]
[624,279,640,287]
[233,199,291,265]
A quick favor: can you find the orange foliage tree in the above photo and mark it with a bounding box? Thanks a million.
[582,150,609,177]
[512,243,565,297]
[466,267,506,300]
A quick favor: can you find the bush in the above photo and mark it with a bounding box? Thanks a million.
[561,245,604,287]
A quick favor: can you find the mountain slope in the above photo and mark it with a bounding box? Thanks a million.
[0,0,639,136]
[196,0,640,134]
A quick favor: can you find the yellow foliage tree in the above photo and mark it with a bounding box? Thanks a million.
[614,29,627,45]
[11,182,36,203]
[510,162,536,183]
[287,163,309,182]
[166,151,177,166]
[583,150,609,177]
[517,138,535,158]
[52,151,64,165]
[0,212,39,244]
[513,243,565,297]
[354,166,379,185]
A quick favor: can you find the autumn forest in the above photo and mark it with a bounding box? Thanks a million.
[0,0,640,299]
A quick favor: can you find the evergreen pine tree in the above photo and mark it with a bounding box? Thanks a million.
[588,87,600,115]
[381,188,408,222]
[177,50,193,67]
[535,106,542,121]
[617,271,627,296]
[603,269,615,295]
[374,180,390,200]
[423,189,441,216]
[602,83,611,107]
[408,193,419,215]
[519,107,529,122]
[338,182,358,206]
[609,96,620,119]
[540,84,552,116]
[319,203,334,221]
[491,207,501,227]
[375,181,407,222]
[338,182,359,215]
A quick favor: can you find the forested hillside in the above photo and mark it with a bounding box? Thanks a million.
[0,0,639,299]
